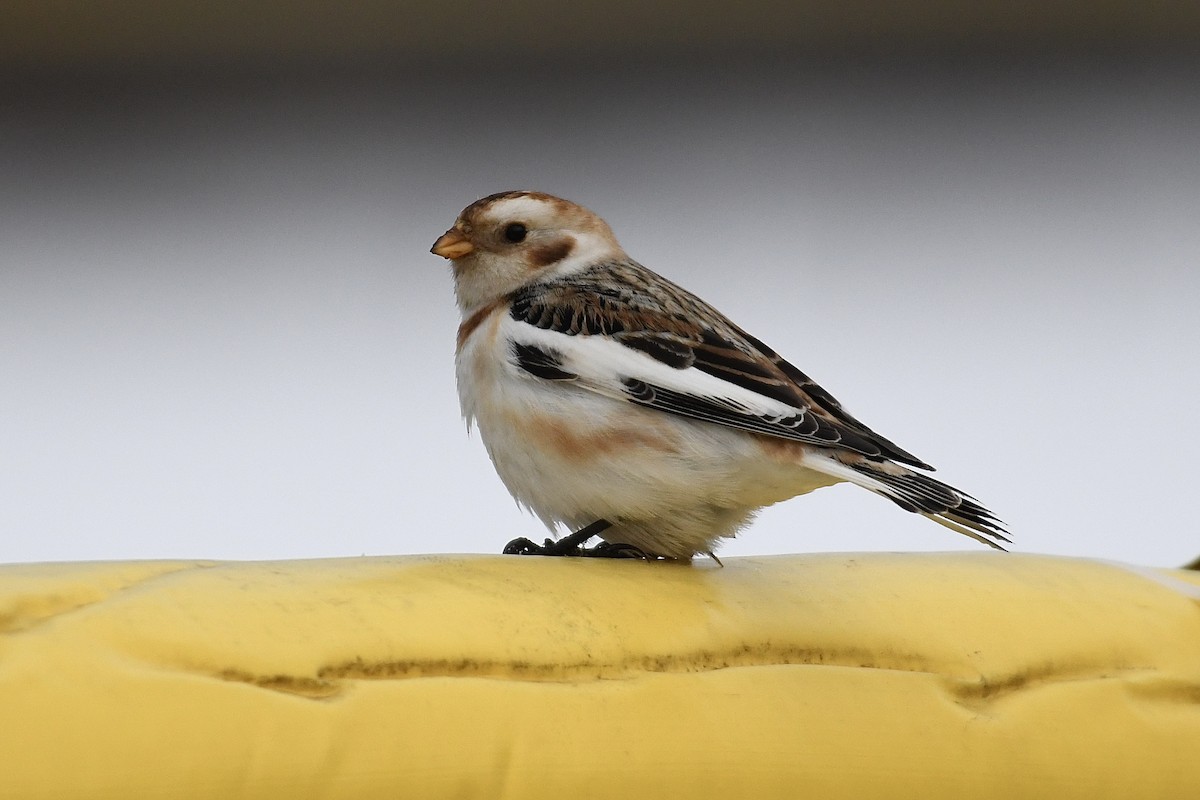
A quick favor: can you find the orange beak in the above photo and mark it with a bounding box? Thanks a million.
[430,228,475,259]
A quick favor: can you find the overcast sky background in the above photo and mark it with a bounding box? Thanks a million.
[3,38,1198,566]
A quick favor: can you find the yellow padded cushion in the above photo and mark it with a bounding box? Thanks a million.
[2,553,1198,798]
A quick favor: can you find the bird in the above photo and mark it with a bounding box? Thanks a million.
[431,190,1008,560]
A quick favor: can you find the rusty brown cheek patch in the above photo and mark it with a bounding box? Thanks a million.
[527,237,575,269]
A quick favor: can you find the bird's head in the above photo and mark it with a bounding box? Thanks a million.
[431,191,624,311]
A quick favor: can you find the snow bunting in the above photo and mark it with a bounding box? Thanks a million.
[432,191,1007,560]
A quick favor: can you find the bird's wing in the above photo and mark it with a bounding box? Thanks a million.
[504,260,933,469]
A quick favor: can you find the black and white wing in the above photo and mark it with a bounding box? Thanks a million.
[504,259,930,467]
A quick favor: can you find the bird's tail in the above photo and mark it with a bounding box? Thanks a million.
[805,455,1010,551]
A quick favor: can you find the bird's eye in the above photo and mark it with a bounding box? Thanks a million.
[504,223,527,243]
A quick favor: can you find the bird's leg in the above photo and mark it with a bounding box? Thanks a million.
[503,519,611,556]
[503,519,652,559]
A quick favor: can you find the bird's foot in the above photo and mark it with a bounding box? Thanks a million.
[579,541,654,560]
[503,520,654,560]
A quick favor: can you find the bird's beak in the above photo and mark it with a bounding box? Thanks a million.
[431,228,475,259]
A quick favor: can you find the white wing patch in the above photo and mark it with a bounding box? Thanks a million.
[504,316,807,421]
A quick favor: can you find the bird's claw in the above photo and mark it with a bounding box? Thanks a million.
[502,536,579,556]
[580,541,653,559]
[502,519,652,559]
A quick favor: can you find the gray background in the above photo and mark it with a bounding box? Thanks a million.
[3,3,1198,565]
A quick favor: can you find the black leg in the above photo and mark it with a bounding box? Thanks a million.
[503,520,653,559]
[503,519,611,556]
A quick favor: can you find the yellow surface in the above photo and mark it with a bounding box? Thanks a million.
[2,552,1199,798]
